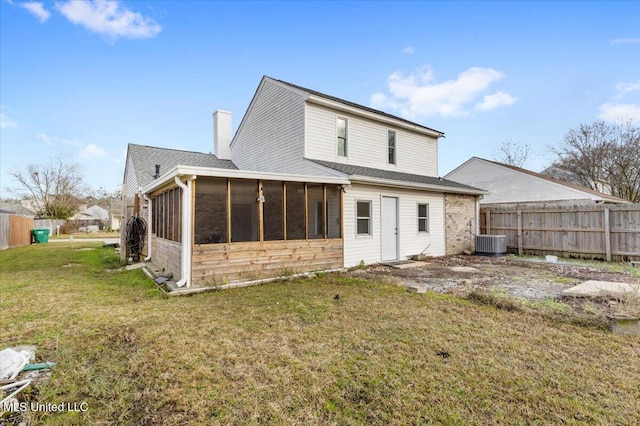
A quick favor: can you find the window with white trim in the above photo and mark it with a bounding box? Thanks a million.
[356,200,371,235]
[418,203,429,233]
[388,130,396,165]
[337,117,347,157]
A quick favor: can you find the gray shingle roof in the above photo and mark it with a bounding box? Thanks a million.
[128,144,237,188]
[309,159,484,193]
[270,77,445,137]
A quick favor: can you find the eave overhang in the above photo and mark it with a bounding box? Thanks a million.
[141,165,351,195]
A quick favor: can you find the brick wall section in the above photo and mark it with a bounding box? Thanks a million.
[445,194,477,254]
[152,236,182,280]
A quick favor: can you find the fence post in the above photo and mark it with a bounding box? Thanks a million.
[517,210,523,255]
[604,206,611,262]
[486,210,491,234]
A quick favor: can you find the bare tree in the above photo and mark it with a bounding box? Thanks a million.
[493,139,531,168]
[7,154,88,218]
[549,120,640,203]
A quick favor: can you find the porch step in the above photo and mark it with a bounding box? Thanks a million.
[381,260,427,269]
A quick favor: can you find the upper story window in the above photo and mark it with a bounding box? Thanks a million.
[337,117,347,157]
[388,130,396,165]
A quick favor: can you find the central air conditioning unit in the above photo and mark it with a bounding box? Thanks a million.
[475,234,507,256]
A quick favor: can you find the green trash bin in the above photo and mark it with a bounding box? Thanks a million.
[32,228,50,244]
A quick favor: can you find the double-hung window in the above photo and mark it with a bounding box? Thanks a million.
[388,130,396,165]
[337,117,347,157]
[356,200,371,235]
[418,203,429,233]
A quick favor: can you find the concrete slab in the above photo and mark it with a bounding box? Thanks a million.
[407,286,426,294]
[562,280,640,298]
[608,315,640,336]
[381,260,428,269]
[449,266,480,273]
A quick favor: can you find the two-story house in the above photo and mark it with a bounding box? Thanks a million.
[123,76,484,290]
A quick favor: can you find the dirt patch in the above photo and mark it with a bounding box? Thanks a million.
[347,255,638,315]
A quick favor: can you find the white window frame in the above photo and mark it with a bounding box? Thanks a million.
[388,130,396,165]
[337,117,348,157]
[417,203,429,233]
[356,200,372,236]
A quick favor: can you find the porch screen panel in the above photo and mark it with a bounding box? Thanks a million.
[286,182,305,240]
[194,177,228,244]
[152,195,158,235]
[157,192,164,238]
[230,179,259,242]
[326,185,342,238]
[173,188,182,243]
[307,184,324,239]
[263,180,284,241]
[167,188,174,241]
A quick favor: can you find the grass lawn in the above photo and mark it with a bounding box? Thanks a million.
[1,244,639,425]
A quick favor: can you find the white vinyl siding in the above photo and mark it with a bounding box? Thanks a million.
[445,158,609,204]
[343,183,445,267]
[123,155,139,198]
[305,103,439,176]
[231,79,307,174]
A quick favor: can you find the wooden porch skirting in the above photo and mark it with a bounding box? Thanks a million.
[192,239,344,286]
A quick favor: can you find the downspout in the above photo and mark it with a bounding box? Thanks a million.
[142,193,152,261]
[174,175,194,287]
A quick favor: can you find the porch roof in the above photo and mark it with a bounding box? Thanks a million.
[141,165,350,195]
[127,143,237,189]
[308,159,487,195]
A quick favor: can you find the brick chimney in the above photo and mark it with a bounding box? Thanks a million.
[213,110,232,160]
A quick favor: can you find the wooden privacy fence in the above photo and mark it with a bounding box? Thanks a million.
[0,214,36,250]
[480,205,640,261]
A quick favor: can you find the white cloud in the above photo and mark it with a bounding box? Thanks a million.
[55,0,161,40]
[596,79,640,122]
[19,2,51,23]
[402,46,415,54]
[610,38,640,45]
[597,103,640,122]
[36,133,83,147]
[0,112,18,128]
[80,143,108,160]
[475,91,518,111]
[371,65,516,118]
[614,80,640,98]
[36,133,54,143]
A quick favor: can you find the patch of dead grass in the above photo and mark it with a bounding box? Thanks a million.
[1,244,639,425]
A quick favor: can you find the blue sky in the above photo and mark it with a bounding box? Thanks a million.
[1,0,639,197]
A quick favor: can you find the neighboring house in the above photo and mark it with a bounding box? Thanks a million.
[0,200,36,217]
[123,76,485,289]
[71,205,110,231]
[445,157,628,208]
[541,165,614,196]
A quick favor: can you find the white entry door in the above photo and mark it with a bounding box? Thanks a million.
[382,197,398,261]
